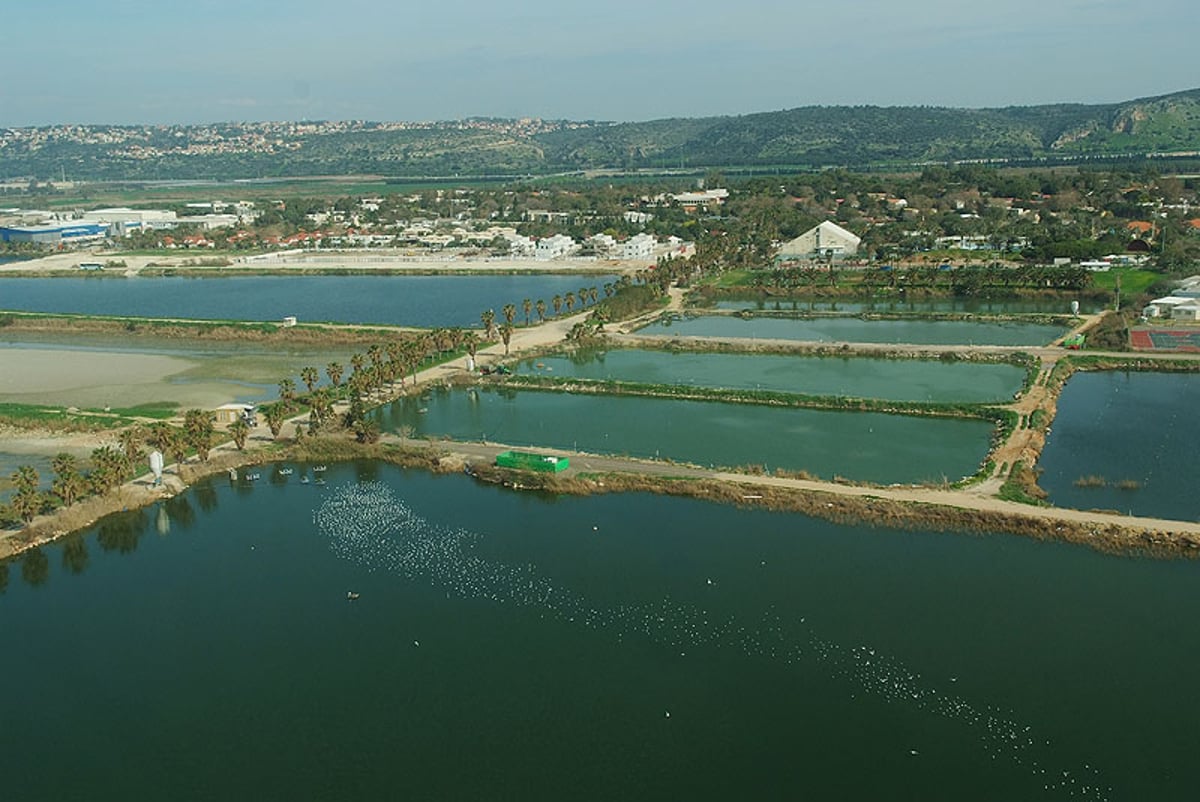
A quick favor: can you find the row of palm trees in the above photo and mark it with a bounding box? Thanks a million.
[264,329,482,440]
[480,285,623,355]
[0,416,222,527]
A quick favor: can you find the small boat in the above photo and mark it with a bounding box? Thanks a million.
[417,407,428,414]
[300,476,310,484]
[278,467,294,476]
[313,465,327,473]
[346,591,360,601]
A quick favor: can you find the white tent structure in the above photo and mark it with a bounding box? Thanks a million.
[777,221,862,261]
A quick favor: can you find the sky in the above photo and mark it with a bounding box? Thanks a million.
[1,0,1195,126]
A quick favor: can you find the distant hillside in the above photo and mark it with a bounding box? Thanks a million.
[3,89,1200,181]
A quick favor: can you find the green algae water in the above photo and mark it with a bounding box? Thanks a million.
[521,349,1026,403]
[2,464,1198,800]
[375,388,993,483]
[1038,371,1200,521]
[638,314,1066,346]
[713,297,1101,314]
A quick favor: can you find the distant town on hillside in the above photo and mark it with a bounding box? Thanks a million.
[3,88,1200,182]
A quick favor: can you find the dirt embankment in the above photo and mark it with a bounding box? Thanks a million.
[0,314,417,347]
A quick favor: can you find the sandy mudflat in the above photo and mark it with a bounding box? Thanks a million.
[0,346,235,409]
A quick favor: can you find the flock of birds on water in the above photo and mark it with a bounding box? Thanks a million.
[315,480,1111,800]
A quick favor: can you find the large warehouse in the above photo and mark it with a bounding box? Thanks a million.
[0,222,108,245]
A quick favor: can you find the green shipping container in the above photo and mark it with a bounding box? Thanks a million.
[495,450,570,473]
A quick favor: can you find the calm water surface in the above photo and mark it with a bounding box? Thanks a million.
[0,452,53,503]
[712,297,1099,314]
[1,465,1198,800]
[1039,372,1200,520]
[639,315,1066,346]
[0,274,617,327]
[521,348,1026,403]
[375,388,992,483]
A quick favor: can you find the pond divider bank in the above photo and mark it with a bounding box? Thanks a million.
[5,426,1200,565]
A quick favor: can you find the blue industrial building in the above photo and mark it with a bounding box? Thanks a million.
[0,222,109,245]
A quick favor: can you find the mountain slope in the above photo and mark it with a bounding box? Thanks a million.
[3,89,1200,181]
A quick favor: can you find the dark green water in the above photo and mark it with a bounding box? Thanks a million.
[2,465,1198,800]
[639,315,1066,346]
[713,297,1100,315]
[521,349,1026,403]
[375,388,993,483]
[1039,372,1200,521]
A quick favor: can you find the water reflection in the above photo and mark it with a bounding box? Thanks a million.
[21,547,49,587]
[354,460,381,484]
[61,534,90,575]
[97,509,148,554]
[194,482,219,514]
[165,495,196,530]
[0,561,8,594]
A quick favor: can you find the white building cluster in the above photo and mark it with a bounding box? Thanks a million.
[1143,275,1200,321]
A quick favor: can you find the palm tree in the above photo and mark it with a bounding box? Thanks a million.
[9,465,42,523]
[367,344,384,371]
[603,282,614,299]
[117,427,143,467]
[522,298,532,326]
[502,303,517,327]
[565,292,576,312]
[263,403,287,440]
[481,309,496,338]
[579,286,589,307]
[88,447,126,494]
[51,454,85,508]
[353,418,381,444]
[310,388,333,425]
[350,352,366,377]
[535,299,546,323]
[499,322,514,355]
[552,295,563,317]
[300,366,319,393]
[151,424,189,470]
[229,418,251,450]
[278,378,297,408]
[589,286,598,305]
[463,330,479,360]
[326,361,344,388]
[183,409,215,462]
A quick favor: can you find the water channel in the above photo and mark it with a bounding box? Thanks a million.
[374,388,993,483]
[710,297,1102,315]
[0,274,618,328]
[1,465,1197,800]
[1038,371,1200,521]
[520,348,1026,403]
[638,315,1067,346]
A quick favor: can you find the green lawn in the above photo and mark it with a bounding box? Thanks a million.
[1088,268,1160,296]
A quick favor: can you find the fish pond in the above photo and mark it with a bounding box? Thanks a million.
[519,348,1026,403]
[638,314,1067,346]
[1038,371,1200,521]
[2,465,1198,800]
[374,387,994,484]
[711,297,1101,315]
[0,274,618,328]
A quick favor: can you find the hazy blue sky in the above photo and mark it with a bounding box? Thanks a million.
[2,0,1193,125]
